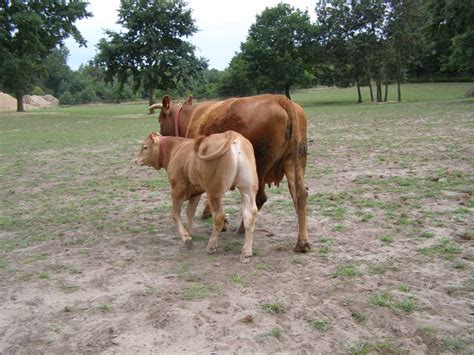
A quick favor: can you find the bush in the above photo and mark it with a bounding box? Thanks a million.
[31,86,45,95]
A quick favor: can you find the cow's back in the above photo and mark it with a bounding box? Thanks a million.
[186,94,300,187]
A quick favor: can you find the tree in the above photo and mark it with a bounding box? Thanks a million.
[96,0,207,108]
[384,0,424,101]
[423,0,474,75]
[41,47,73,97]
[0,0,91,111]
[240,3,315,99]
[217,53,257,98]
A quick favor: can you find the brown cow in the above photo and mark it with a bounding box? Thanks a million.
[148,94,310,252]
[136,130,259,262]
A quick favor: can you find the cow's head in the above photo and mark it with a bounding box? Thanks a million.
[151,95,192,136]
[136,132,160,168]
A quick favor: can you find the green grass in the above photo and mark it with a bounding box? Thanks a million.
[308,319,330,332]
[398,283,411,292]
[255,262,271,270]
[182,282,219,300]
[97,303,113,312]
[264,327,283,340]
[229,273,243,284]
[349,340,400,355]
[292,83,472,107]
[369,291,417,313]
[261,302,285,314]
[332,264,361,277]
[417,238,462,260]
[350,308,368,324]
[379,234,394,244]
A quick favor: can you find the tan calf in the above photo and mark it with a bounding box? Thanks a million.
[136,130,259,262]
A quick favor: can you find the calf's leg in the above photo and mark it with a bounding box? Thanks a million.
[186,194,201,235]
[238,179,266,234]
[239,187,258,262]
[202,197,229,232]
[206,195,225,254]
[172,195,192,248]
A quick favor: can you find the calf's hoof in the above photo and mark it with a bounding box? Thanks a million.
[293,240,310,253]
[240,254,252,263]
[221,219,229,232]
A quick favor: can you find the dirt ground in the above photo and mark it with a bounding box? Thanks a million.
[0,99,473,354]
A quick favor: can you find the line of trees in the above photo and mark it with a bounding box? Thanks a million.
[1,0,472,111]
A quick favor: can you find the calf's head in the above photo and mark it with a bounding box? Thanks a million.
[136,132,161,169]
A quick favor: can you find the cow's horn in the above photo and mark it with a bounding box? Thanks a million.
[148,103,163,111]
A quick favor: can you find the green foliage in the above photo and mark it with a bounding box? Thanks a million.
[95,0,207,104]
[58,64,138,105]
[239,3,315,98]
[422,0,474,73]
[316,0,424,102]
[0,0,91,111]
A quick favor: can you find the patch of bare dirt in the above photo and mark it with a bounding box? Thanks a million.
[0,92,59,111]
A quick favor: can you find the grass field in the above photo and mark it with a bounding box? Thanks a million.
[0,83,473,353]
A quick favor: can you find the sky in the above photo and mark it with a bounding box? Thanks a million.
[64,0,317,71]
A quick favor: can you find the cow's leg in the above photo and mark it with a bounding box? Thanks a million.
[206,195,225,254]
[186,194,201,235]
[172,195,192,249]
[284,160,310,252]
[238,187,258,263]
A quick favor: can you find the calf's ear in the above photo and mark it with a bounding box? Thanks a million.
[162,95,171,110]
[150,132,160,143]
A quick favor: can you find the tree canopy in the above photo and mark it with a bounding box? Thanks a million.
[0,0,91,111]
[239,3,315,99]
[96,0,207,107]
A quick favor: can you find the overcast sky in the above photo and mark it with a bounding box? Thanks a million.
[64,0,317,71]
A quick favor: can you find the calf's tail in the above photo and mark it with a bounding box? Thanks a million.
[195,131,235,161]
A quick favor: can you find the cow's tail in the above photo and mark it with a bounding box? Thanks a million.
[195,131,234,161]
[281,97,303,170]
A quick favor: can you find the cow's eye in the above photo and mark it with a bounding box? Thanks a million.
[143,145,148,150]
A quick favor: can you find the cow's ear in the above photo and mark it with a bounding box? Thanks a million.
[150,132,160,143]
[184,95,192,106]
[162,95,171,111]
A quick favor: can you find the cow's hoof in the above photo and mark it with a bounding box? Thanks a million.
[184,238,193,249]
[293,240,310,253]
[201,211,212,220]
[240,254,251,263]
[206,247,217,254]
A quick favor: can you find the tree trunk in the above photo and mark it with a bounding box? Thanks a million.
[16,92,25,112]
[384,80,388,102]
[397,75,401,102]
[284,85,291,100]
[397,57,402,102]
[356,79,362,103]
[376,80,382,102]
[368,76,374,102]
[148,88,155,114]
